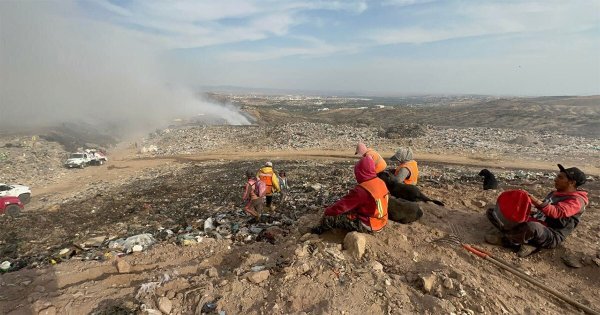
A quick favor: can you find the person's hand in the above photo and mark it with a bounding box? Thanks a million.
[526,192,542,207]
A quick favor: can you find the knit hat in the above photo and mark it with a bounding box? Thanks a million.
[355,142,368,155]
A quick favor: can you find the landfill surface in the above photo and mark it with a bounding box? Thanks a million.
[1,101,599,315]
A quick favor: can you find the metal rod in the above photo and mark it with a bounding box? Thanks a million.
[465,245,599,315]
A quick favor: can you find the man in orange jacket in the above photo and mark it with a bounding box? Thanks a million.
[355,142,387,174]
[312,156,389,234]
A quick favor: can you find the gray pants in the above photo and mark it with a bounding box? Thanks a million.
[486,208,562,248]
[318,215,371,233]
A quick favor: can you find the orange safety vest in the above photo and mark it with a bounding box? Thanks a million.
[358,178,389,232]
[365,149,387,174]
[258,171,274,195]
[394,160,419,185]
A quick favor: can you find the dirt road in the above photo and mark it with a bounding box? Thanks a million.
[31,147,598,208]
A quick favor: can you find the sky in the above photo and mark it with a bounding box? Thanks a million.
[1,1,599,130]
[81,0,600,96]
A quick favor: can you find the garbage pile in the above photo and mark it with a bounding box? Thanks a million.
[0,135,68,187]
[136,122,600,165]
[0,159,353,271]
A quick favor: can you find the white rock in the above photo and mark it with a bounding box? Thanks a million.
[343,232,367,259]
[157,297,172,314]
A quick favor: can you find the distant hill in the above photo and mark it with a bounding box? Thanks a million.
[245,95,600,138]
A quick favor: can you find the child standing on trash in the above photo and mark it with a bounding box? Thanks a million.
[242,170,265,219]
[279,170,289,202]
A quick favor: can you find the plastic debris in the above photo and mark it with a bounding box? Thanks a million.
[109,233,156,253]
[204,217,215,233]
[0,261,11,272]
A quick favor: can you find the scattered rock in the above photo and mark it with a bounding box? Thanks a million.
[442,277,454,289]
[116,259,131,273]
[471,200,486,208]
[562,255,583,268]
[294,245,308,258]
[421,274,437,294]
[38,306,57,315]
[247,270,270,284]
[370,261,384,272]
[157,296,172,314]
[206,267,219,278]
[83,236,106,247]
[343,232,367,259]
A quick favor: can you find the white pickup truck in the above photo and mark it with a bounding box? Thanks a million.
[64,152,91,168]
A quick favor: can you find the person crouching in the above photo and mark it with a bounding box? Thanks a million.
[486,164,589,257]
[312,156,390,234]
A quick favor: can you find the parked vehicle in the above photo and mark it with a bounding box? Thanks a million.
[85,149,108,166]
[0,196,24,216]
[64,152,91,168]
[0,183,31,204]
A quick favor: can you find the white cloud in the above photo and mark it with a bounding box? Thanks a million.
[366,1,599,45]
[381,0,437,7]
[217,37,357,62]
[90,0,368,49]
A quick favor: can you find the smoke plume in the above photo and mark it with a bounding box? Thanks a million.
[0,1,249,136]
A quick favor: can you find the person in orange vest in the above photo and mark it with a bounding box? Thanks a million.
[355,142,387,174]
[391,147,419,185]
[257,161,281,210]
[311,156,389,234]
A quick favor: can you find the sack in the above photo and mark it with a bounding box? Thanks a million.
[254,180,267,198]
[496,190,531,224]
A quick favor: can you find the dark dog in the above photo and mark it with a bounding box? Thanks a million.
[388,197,423,223]
[378,171,445,206]
[478,169,498,190]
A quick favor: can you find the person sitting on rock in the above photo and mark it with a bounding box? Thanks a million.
[312,156,389,234]
[485,164,589,257]
[355,142,387,174]
[242,169,264,219]
[390,147,418,185]
[257,161,281,210]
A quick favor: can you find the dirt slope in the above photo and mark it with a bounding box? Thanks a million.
[1,147,598,315]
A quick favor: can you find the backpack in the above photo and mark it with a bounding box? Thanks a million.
[493,190,531,228]
[253,180,267,198]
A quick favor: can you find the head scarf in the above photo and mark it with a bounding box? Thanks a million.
[392,147,413,163]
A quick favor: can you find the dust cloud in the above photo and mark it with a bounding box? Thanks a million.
[0,1,249,136]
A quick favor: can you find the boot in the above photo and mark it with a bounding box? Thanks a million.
[517,244,538,257]
[484,232,503,246]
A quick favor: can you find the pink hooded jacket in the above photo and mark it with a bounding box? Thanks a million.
[324,157,387,228]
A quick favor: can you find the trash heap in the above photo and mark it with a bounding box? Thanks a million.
[136,123,600,165]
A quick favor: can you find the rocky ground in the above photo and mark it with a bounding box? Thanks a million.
[1,105,599,314]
